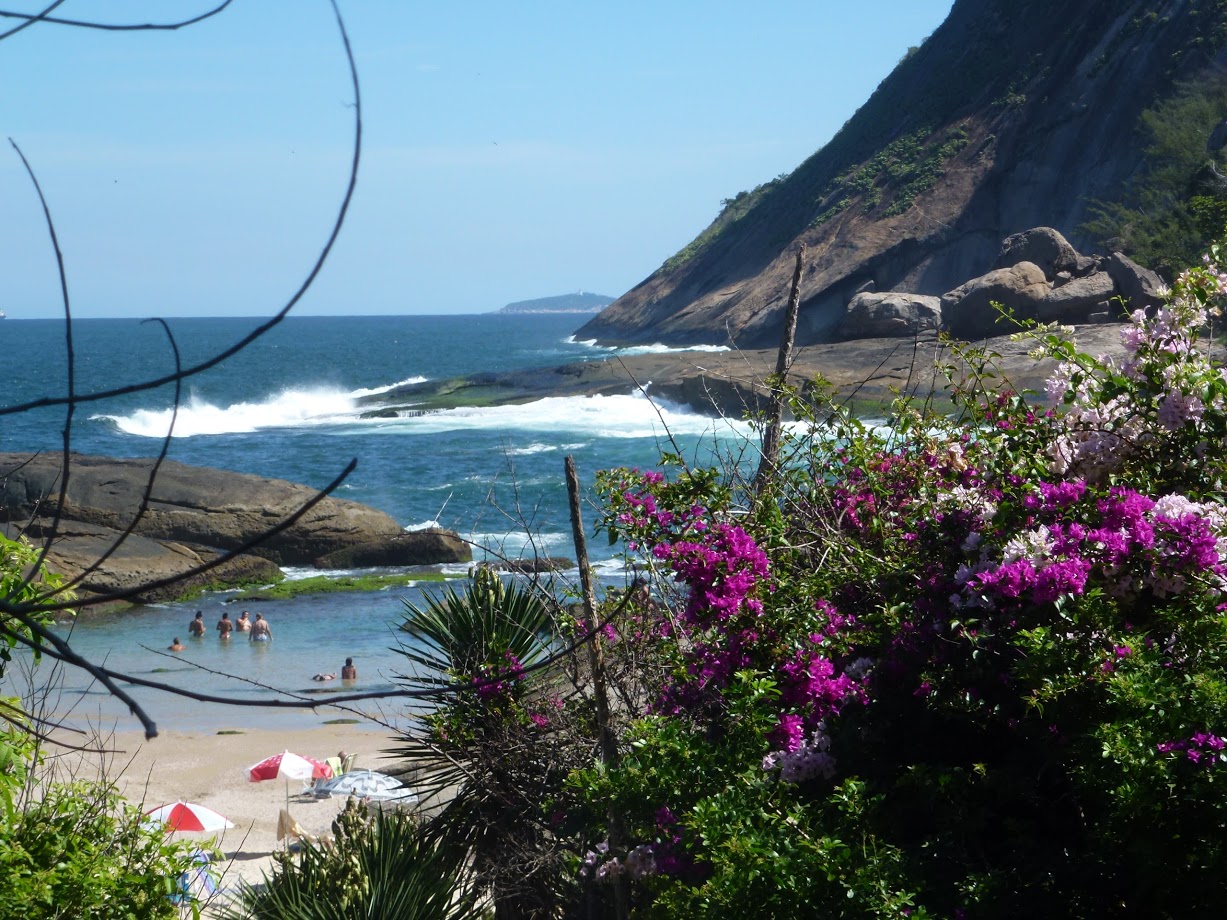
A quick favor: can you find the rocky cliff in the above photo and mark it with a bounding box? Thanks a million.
[578,0,1227,348]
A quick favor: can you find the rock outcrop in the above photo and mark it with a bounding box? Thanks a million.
[995,227,1094,279]
[831,229,1163,342]
[1105,252,1166,312]
[313,530,471,568]
[839,292,941,339]
[940,229,1163,338]
[0,453,471,604]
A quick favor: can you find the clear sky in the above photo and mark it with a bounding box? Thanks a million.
[0,1,954,319]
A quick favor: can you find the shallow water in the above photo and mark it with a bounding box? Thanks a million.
[30,582,433,734]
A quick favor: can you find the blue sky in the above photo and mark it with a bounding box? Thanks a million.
[0,1,954,318]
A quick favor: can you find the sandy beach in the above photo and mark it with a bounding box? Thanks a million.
[64,721,407,909]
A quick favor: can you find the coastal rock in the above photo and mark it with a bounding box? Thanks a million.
[574,3,1218,350]
[941,262,1050,339]
[0,452,464,603]
[1036,271,1117,321]
[0,453,407,566]
[313,530,472,568]
[840,292,941,339]
[2,519,282,605]
[496,556,577,575]
[996,227,1082,279]
[1106,251,1166,311]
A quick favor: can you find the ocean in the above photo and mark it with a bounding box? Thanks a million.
[1,314,750,733]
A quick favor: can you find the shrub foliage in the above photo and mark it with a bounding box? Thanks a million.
[552,244,1227,917]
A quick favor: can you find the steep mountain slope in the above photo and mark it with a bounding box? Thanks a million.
[579,0,1227,348]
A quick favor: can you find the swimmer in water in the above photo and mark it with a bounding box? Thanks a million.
[249,613,272,643]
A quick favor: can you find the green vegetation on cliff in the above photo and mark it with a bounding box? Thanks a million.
[1085,71,1227,275]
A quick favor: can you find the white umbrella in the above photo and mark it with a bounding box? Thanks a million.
[313,769,417,802]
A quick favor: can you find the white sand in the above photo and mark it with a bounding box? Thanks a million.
[83,723,403,905]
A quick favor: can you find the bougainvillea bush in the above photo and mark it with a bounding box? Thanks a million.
[567,248,1227,918]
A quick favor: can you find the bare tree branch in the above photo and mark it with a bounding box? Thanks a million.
[0,0,363,419]
[0,1,235,35]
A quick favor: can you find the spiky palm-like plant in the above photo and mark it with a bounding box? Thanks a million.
[222,800,478,920]
[393,566,589,919]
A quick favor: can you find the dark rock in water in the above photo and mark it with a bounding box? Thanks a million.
[313,530,472,568]
[840,292,941,339]
[0,452,463,604]
[359,408,400,419]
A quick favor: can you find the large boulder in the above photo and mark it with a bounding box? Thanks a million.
[996,227,1084,278]
[1105,251,1166,311]
[0,452,467,604]
[941,261,1051,339]
[840,292,942,339]
[0,453,406,566]
[1037,271,1117,321]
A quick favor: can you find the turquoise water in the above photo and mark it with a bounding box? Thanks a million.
[1,314,751,732]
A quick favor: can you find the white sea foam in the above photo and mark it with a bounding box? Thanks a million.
[95,389,356,437]
[94,378,423,438]
[361,393,753,440]
[404,519,443,531]
[593,557,635,578]
[564,336,730,356]
[349,376,428,398]
[97,385,752,444]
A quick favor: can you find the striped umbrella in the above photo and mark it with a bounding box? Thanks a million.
[247,750,334,807]
[144,800,234,834]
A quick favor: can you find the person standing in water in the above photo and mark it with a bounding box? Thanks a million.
[168,637,185,652]
[217,612,234,640]
[341,657,357,680]
[187,611,205,638]
[237,611,252,632]
[249,613,272,643]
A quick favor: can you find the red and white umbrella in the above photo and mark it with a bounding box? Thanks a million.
[246,750,333,783]
[144,800,235,834]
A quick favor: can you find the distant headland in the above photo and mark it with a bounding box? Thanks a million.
[495,291,613,315]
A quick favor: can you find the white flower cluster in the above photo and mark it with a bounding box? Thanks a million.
[1042,284,1224,481]
[1047,393,1147,480]
[1001,525,1055,565]
[945,485,998,524]
[762,728,836,784]
[585,843,657,882]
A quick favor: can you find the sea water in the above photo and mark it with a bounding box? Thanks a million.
[0,314,750,732]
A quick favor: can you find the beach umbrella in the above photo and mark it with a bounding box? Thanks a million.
[144,800,234,834]
[246,750,333,783]
[313,769,416,802]
[247,750,333,808]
